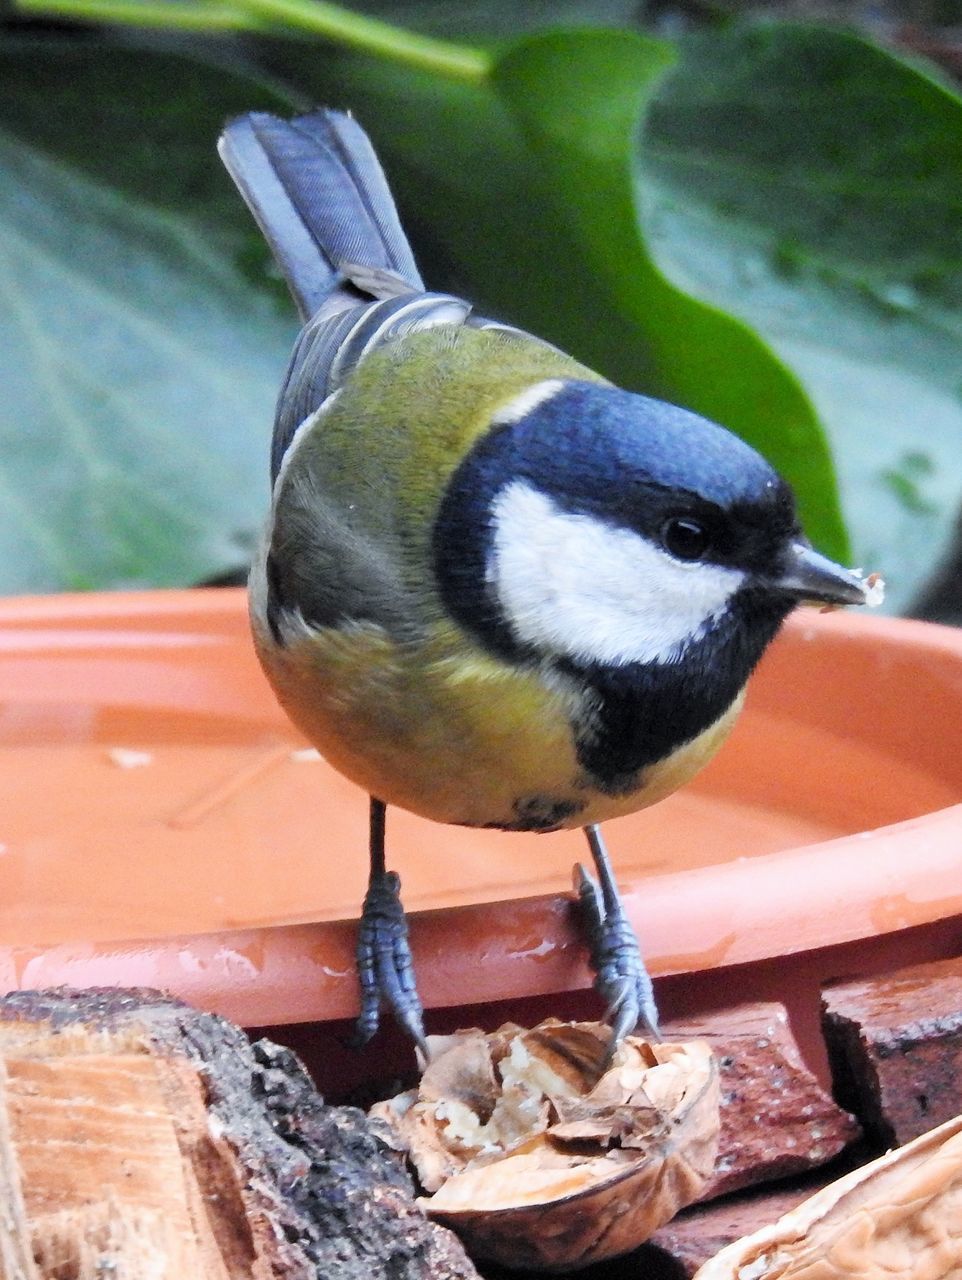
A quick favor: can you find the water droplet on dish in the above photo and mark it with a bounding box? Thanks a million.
[107,746,153,769]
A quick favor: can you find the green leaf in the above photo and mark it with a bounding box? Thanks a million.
[281,27,849,562]
[638,23,962,610]
[9,13,954,605]
[492,28,848,560]
[0,39,296,591]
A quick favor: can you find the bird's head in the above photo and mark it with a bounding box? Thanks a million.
[433,379,870,677]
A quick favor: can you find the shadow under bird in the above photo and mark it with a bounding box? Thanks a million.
[218,108,876,1058]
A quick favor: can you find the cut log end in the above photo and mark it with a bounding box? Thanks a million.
[0,987,478,1280]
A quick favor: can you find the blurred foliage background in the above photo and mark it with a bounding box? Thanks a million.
[2,0,962,616]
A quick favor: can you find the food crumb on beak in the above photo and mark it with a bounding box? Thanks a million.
[861,572,886,608]
[820,570,885,613]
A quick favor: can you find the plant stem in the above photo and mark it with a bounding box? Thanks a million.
[232,0,490,82]
[14,0,492,83]
[16,0,269,29]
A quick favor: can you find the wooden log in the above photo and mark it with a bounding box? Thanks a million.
[0,987,478,1280]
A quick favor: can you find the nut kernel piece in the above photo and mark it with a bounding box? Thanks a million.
[372,1020,720,1271]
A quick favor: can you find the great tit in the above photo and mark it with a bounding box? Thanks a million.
[218,108,877,1057]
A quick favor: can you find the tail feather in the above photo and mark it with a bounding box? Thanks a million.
[218,109,422,321]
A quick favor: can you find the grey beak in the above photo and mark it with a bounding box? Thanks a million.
[773,541,871,607]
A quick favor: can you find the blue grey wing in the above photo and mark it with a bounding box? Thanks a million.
[220,108,551,484]
[269,285,553,484]
[263,479,416,644]
[270,291,475,484]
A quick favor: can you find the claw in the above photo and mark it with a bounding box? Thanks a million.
[602,981,650,1070]
[576,826,661,1060]
[353,867,427,1057]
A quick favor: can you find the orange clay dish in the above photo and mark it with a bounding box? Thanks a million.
[0,590,961,1046]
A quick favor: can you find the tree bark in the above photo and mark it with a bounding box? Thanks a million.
[0,987,478,1280]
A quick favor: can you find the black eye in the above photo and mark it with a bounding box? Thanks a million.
[662,517,711,562]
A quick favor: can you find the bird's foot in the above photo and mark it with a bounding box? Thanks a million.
[353,868,427,1058]
[575,862,660,1063]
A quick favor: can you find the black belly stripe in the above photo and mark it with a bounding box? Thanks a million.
[567,594,788,794]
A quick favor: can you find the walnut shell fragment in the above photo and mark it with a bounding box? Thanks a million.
[693,1112,962,1279]
[372,1020,720,1271]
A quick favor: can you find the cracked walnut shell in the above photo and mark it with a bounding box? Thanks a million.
[372,1020,720,1271]
[694,1112,962,1279]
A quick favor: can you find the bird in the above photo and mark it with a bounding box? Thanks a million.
[218,107,877,1059]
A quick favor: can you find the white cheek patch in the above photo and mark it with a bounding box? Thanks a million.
[488,481,745,667]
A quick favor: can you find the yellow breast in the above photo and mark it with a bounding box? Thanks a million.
[252,609,744,832]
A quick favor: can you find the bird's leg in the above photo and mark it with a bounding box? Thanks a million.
[575,824,660,1060]
[353,797,427,1056]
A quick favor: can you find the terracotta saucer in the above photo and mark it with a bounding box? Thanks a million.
[0,589,959,1068]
